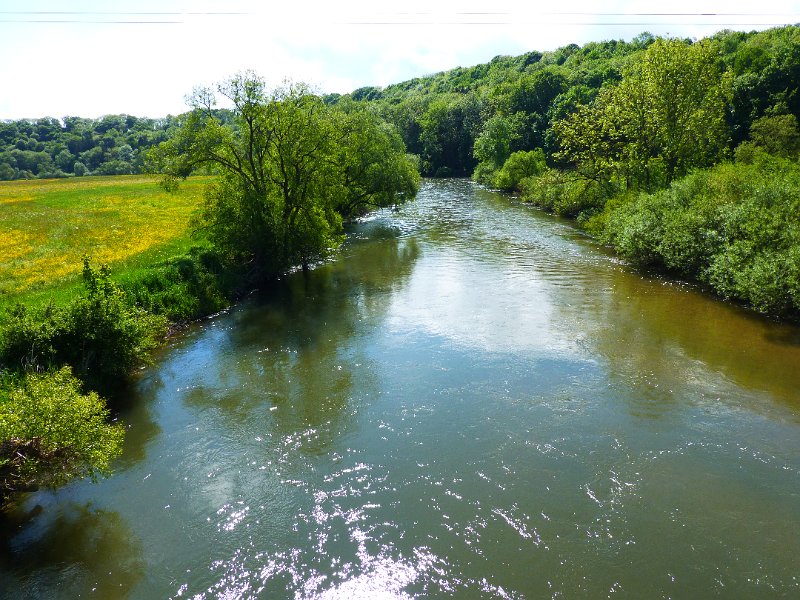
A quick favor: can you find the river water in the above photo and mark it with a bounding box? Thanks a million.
[3,179,800,599]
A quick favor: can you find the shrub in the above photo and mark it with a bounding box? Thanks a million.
[0,367,124,499]
[598,156,800,317]
[520,169,612,219]
[62,259,167,390]
[0,259,167,392]
[121,247,239,321]
[493,149,547,191]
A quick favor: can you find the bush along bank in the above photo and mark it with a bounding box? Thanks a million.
[0,250,242,506]
[591,154,800,318]
[513,151,800,321]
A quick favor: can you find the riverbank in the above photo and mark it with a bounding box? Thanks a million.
[0,175,245,505]
[514,153,800,323]
[4,179,799,598]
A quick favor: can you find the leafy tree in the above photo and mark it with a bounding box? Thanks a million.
[738,113,800,158]
[0,367,124,499]
[335,109,420,218]
[552,92,624,190]
[555,38,732,191]
[419,93,483,176]
[473,115,519,171]
[153,73,418,276]
[73,161,88,176]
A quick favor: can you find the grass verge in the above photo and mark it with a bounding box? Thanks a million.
[0,174,212,309]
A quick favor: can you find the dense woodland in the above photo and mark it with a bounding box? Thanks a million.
[344,25,800,317]
[2,25,800,504]
[340,27,799,179]
[0,115,181,180]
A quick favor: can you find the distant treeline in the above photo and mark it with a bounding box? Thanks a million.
[330,27,800,179]
[330,25,800,318]
[5,26,798,184]
[0,114,182,180]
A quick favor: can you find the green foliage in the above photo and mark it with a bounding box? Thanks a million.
[599,156,800,316]
[419,93,483,176]
[0,259,167,392]
[473,114,517,171]
[0,367,124,498]
[362,35,648,177]
[154,74,418,277]
[336,110,420,218]
[736,113,800,160]
[555,38,732,192]
[61,259,167,389]
[120,246,239,322]
[0,114,178,181]
[520,168,613,219]
[493,149,547,191]
[729,26,800,144]
[472,113,534,186]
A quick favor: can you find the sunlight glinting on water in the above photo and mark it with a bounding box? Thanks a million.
[4,180,800,599]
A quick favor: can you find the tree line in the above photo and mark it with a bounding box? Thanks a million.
[340,27,799,182]
[0,114,180,180]
[343,25,800,317]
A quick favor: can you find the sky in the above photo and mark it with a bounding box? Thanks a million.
[0,0,798,119]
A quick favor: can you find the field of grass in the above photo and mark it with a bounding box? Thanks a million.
[0,175,212,307]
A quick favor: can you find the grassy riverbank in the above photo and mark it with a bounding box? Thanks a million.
[0,174,243,504]
[0,175,212,309]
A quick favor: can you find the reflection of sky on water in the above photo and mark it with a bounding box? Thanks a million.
[5,180,800,599]
[387,246,572,358]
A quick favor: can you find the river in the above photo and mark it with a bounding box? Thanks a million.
[2,179,800,599]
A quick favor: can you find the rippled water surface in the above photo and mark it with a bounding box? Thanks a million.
[3,180,800,599]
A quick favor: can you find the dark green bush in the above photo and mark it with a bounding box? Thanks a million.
[0,259,167,392]
[121,247,237,322]
[520,169,612,219]
[598,155,800,317]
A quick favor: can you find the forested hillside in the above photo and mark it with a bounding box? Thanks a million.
[339,25,800,317]
[336,27,798,178]
[2,26,799,315]
[0,114,180,179]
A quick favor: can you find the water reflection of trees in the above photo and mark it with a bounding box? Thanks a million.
[0,502,144,599]
[564,263,800,416]
[182,229,420,453]
[108,379,163,469]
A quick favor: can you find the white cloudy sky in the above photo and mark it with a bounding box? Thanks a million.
[0,0,797,119]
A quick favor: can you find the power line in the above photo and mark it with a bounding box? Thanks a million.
[0,20,181,24]
[0,11,247,15]
[1,21,793,26]
[0,10,797,17]
[0,10,795,26]
[0,10,797,14]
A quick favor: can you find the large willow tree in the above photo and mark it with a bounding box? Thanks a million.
[154,73,419,277]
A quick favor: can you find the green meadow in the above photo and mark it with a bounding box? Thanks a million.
[0,175,212,308]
